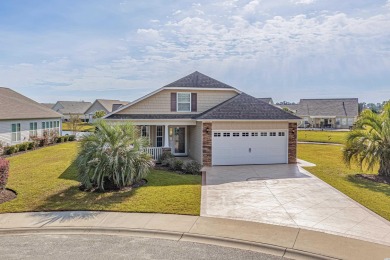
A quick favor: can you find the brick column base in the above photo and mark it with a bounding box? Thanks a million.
[288,123,297,164]
[202,123,212,166]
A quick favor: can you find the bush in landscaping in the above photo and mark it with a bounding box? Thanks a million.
[68,135,76,141]
[18,142,29,152]
[56,136,64,143]
[76,120,154,191]
[168,158,184,171]
[160,152,174,165]
[182,160,202,175]
[27,142,35,150]
[64,135,69,142]
[5,145,18,155]
[0,158,10,190]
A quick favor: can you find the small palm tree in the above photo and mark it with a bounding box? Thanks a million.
[343,101,390,177]
[76,120,154,191]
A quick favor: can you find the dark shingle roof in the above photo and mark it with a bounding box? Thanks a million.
[163,71,235,89]
[54,101,92,114]
[107,114,195,120]
[296,99,358,117]
[196,93,301,120]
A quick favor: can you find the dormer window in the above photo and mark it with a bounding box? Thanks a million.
[177,92,191,112]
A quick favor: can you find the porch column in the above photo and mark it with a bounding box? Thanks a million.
[163,124,169,148]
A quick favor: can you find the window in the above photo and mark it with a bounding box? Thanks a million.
[251,132,258,137]
[341,118,347,125]
[11,123,21,142]
[214,133,221,137]
[177,93,191,112]
[46,122,50,129]
[156,126,163,147]
[233,132,239,137]
[242,132,249,137]
[347,118,354,126]
[270,132,276,136]
[278,132,285,137]
[223,132,230,137]
[30,122,38,137]
[42,122,46,129]
[260,132,267,136]
[141,126,150,138]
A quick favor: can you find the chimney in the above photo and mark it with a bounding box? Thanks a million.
[112,104,123,111]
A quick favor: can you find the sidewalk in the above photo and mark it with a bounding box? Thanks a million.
[0,211,389,260]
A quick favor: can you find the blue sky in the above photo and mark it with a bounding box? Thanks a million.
[0,0,389,103]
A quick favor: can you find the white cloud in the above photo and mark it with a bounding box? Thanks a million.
[291,0,316,5]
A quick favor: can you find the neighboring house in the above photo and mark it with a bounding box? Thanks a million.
[52,101,92,122]
[278,104,299,114]
[257,98,274,105]
[41,103,55,109]
[84,99,128,122]
[0,87,62,146]
[296,98,359,129]
[104,71,301,166]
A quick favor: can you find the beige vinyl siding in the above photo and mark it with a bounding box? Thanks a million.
[117,89,238,115]
[213,121,289,131]
[188,121,203,163]
[0,118,62,146]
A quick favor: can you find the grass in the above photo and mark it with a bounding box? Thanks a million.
[0,142,201,215]
[62,122,94,132]
[298,143,390,221]
[298,130,348,144]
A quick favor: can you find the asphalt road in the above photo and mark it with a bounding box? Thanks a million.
[0,234,286,260]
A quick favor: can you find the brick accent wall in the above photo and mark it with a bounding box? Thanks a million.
[288,123,297,164]
[202,122,212,166]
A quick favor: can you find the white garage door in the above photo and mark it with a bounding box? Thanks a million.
[212,130,288,165]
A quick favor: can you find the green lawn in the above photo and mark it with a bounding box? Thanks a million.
[62,122,95,132]
[0,142,201,215]
[298,144,390,221]
[298,130,348,144]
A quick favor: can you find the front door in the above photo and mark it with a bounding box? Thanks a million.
[169,126,186,155]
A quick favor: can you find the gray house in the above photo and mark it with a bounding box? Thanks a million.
[0,87,62,146]
[296,98,359,129]
[52,101,92,122]
[84,99,128,122]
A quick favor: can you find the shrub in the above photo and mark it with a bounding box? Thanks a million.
[27,142,35,150]
[0,158,10,190]
[182,160,202,175]
[160,152,174,165]
[5,145,18,155]
[68,135,76,141]
[168,158,184,171]
[64,135,69,142]
[18,142,29,152]
[56,136,64,143]
[76,120,154,191]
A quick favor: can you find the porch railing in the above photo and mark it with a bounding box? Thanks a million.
[143,147,163,161]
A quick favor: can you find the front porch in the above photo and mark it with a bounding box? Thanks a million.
[139,124,200,161]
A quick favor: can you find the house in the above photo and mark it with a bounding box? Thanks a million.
[84,99,128,122]
[296,98,359,129]
[104,71,301,166]
[41,103,55,109]
[257,98,274,105]
[0,87,62,146]
[278,104,299,114]
[52,101,92,122]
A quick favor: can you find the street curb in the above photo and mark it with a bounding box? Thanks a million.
[0,226,338,260]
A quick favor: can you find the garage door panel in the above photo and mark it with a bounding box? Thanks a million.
[212,130,287,166]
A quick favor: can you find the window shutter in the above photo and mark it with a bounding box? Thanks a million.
[191,93,197,112]
[171,92,177,112]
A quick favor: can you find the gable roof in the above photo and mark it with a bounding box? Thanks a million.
[54,101,92,115]
[164,71,236,89]
[86,99,129,114]
[296,98,358,117]
[196,93,301,120]
[41,103,55,109]
[0,87,62,120]
[257,98,273,104]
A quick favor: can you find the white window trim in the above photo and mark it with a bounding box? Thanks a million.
[176,92,191,112]
[11,123,21,143]
[156,125,164,147]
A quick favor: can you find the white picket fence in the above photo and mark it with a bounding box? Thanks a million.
[143,147,164,161]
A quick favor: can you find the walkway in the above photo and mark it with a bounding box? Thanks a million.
[0,211,389,259]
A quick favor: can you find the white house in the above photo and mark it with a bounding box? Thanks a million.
[0,87,62,146]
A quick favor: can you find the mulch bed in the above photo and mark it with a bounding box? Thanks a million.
[79,178,148,192]
[356,174,390,185]
[0,189,17,204]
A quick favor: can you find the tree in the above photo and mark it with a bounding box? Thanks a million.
[76,120,154,191]
[93,110,106,119]
[69,114,82,134]
[343,101,390,177]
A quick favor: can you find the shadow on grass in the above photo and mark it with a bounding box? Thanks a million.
[59,161,78,181]
[347,174,390,196]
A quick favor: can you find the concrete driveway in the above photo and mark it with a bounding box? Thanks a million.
[201,162,390,246]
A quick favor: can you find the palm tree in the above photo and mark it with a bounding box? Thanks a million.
[76,120,154,191]
[343,101,390,177]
